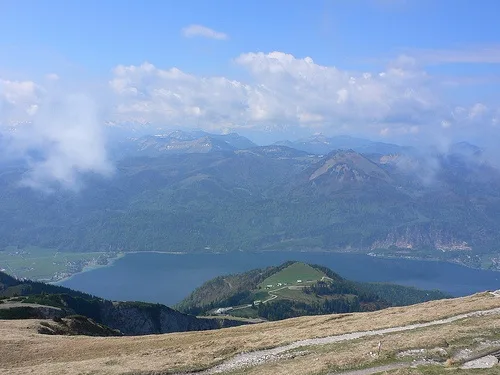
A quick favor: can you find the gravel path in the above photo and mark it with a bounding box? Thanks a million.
[329,360,438,375]
[189,305,500,374]
[328,362,407,375]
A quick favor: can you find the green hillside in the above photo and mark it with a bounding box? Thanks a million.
[177,262,450,321]
[258,262,326,288]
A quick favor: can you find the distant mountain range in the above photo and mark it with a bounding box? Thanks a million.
[111,130,488,166]
[114,130,257,158]
[109,130,418,158]
[0,130,498,270]
[275,134,414,155]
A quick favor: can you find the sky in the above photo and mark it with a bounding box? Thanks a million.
[1,0,500,187]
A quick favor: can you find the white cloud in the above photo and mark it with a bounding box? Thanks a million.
[46,73,60,81]
[441,120,451,129]
[109,62,250,131]
[0,79,40,104]
[109,52,449,138]
[0,80,113,191]
[468,103,488,119]
[0,79,42,123]
[181,24,228,40]
[107,52,500,145]
[23,94,113,190]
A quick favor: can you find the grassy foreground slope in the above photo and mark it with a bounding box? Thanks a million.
[1,293,500,374]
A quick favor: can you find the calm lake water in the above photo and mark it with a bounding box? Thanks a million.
[61,252,500,306]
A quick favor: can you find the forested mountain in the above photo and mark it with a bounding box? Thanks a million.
[176,262,449,321]
[0,133,499,269]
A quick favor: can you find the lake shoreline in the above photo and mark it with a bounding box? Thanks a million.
[59,250,500,306]
[53,249,499,285]
[51,252,127,285]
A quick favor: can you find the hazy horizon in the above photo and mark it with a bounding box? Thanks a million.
[2,0,500,188]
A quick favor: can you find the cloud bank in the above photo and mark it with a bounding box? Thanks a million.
[1,50,499,190]
[107,52,497,142]
[0,83,113,191]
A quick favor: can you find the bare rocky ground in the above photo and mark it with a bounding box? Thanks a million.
[461,355,499,369]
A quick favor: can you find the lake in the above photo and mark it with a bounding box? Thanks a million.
[61,251,500,306]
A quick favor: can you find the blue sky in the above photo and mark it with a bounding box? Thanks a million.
[2,0,500,78]
[1,0,500,149]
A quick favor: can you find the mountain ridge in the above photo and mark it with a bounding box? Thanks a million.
[275,134,413,155]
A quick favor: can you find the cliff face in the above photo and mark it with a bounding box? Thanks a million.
[370,224,472,252]
[0,271,248,336]
[98,301,246,335]
[37,316,122,336]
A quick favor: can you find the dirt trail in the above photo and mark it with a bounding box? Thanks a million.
[329,362,407,375]
[262,285,306,303]
[189,292,500,375]
[262,286,287,303]
[328,360,437,375]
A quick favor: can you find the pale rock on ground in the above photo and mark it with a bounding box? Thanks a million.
[460,355,498,369]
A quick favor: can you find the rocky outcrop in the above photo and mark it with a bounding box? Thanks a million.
[98,301,247,336]
[0,271,249,336]
[0,299,247,336]
[37,315,122,336]
[371,224,472,252]
[0,303,65,320]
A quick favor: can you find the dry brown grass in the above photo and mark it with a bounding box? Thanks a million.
[1,293,499,375]
[236,308,500,375]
